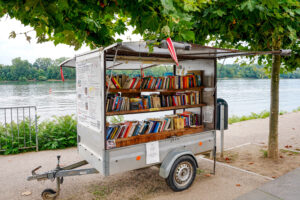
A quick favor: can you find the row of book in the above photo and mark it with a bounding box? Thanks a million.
[140,75,202,89]
[106,112,201,140]
[106,91,201,112]
[106,74,202,90]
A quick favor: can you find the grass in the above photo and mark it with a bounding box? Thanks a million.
[92,186,113,199]
[292,106,300,112]
[228,108,297,124]
[280,149,299,155]
[0,115,77,154]
[260,149,268,158]
[229,110,270,124]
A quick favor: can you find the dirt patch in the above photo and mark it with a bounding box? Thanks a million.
[216,144,300,178]
[63,166,213,200]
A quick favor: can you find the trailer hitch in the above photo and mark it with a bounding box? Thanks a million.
[27,156,98,200]
[32,165,42,176]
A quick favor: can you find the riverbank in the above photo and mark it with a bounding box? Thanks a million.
[1,109,300,155]
[228,107,300,124]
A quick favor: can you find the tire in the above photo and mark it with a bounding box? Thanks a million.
[165,155,197,192]
[41,188,57,200]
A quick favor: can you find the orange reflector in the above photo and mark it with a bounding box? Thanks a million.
[199,141,203,146]
[136,156,141,161]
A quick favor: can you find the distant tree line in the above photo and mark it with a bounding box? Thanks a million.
[0,57,75,81]
[1,59,299,82]
[217,64,300,79]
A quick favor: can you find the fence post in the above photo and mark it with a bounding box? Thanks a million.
[35,107,38,151]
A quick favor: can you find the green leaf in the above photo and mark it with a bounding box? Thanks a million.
[181,30,195,41]
[214,9,226,17]
[161,0,175,13]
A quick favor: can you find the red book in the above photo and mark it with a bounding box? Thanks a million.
[160,120,166,132]
[111,77,120,89]
[147,77,153,89]
[135,79,141,89]
[129,78,136,89]
[172,96,177,106]
[123,122,132,138]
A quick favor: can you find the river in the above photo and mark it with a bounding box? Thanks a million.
[0,79,299,121]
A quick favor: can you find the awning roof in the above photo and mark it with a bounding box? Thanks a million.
[60,41,290,69]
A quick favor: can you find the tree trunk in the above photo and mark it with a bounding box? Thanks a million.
[268,52,281,159]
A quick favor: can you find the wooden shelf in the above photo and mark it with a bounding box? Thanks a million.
[114,126,204,148]
[106,103,206,116]
[108,86,205,93]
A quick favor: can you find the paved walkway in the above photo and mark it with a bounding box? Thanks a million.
[235,167,300,200]
[1,112,299,199]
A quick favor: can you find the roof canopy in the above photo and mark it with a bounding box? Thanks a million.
[60,41,289,69]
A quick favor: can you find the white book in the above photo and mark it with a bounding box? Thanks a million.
[127,122,138,137]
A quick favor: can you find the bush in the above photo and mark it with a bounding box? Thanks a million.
[38,115,77,150]
[18,76,27,81]
[0,115,77,154]
[38,76,47,81]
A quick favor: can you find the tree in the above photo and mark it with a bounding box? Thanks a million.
[189,0,299,159]
[33,58,53,71]
[0,0,299,159]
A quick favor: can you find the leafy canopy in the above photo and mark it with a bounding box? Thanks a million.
[0,0,299,68]
[0,0,205,49]
[189,0,300,69]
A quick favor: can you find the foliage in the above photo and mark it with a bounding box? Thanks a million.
[107,65,173,78]
[191,0,300,70]
[0,0,298,68]
[0,115,77,154]
[218,64,300,79]
[38,115,77,150]
[229,110,288,124]
[229,110,270,124]
[0,118,36,154]
[0,57,75,81]
[108,115,124,124]
[292,106,300,112]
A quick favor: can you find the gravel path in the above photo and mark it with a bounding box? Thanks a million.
[0,112,299,200]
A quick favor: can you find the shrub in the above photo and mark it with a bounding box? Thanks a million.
[38,76,47,81]
[0,115,77,154]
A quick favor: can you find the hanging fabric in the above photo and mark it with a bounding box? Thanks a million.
[166,37,179,66]
[60,65,65,82]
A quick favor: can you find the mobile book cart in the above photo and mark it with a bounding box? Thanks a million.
[28,41,288,200]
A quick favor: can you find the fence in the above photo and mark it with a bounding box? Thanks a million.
[0,106,38,152]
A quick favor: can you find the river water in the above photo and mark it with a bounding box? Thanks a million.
[0,79,299,121]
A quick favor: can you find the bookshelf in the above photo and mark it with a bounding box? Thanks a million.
[106,71,206,149]
[106,103,206,116]
[115,126,204,148]
[108,86,205,94]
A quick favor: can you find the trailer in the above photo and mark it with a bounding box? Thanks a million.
[28,41,287,200]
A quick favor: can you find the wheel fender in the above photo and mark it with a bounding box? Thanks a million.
[159,149,198,179]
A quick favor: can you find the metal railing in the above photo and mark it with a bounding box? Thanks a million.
[0,106,38,152]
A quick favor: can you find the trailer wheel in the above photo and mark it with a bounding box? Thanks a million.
[41,188,57,200]
[166,155,196,192]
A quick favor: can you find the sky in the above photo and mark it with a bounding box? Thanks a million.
[0,16,142,65]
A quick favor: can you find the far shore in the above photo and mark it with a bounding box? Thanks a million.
[1,78,300,83]
[0,79,75,83]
